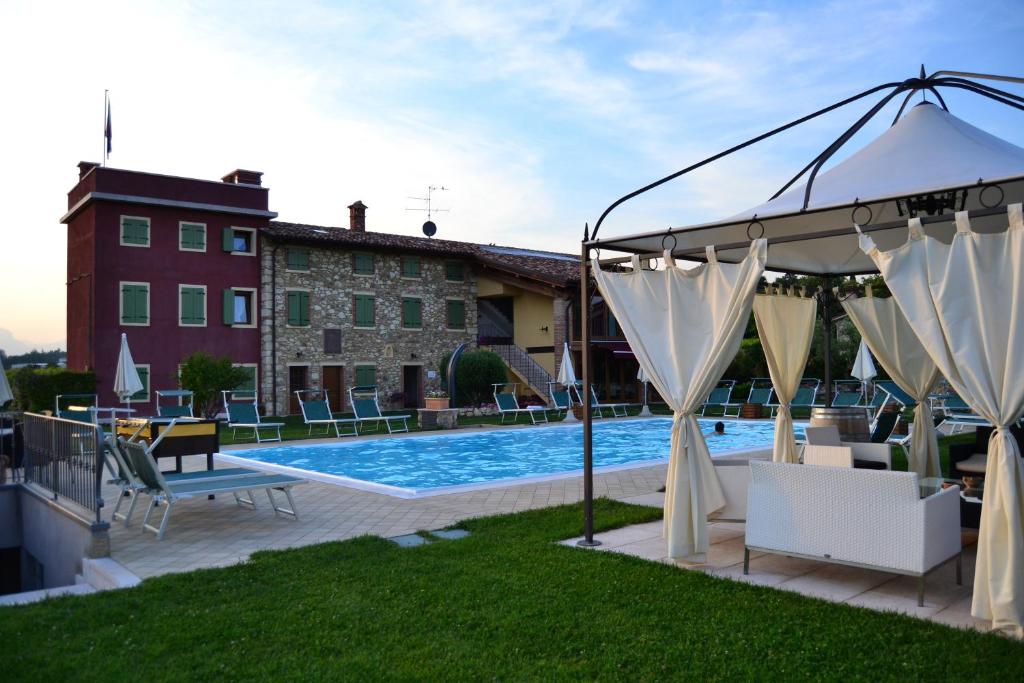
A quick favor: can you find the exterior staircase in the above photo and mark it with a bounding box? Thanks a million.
[484,343,554,403]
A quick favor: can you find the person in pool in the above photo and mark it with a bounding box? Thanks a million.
[706,421,726,437]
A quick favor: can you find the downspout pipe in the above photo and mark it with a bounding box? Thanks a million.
[271,244,278,415]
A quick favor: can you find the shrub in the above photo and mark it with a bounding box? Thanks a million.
[447,349,507,407]
[9,368,96,413]
[179,352,252,418]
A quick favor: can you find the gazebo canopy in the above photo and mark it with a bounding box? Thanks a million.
[590,92,1024,275]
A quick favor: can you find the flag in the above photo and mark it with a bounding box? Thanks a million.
[104,93,112,157]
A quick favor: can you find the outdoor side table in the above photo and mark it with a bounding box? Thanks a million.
[418,408,460,430]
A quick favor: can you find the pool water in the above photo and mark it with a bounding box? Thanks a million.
[223,418,804,497]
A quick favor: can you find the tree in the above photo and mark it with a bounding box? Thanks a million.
[441,349,507,407]
[178,352,251,418]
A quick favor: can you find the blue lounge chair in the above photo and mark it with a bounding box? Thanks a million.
[296,390,358,437]
[831,380,864,407]
[222,391,284,443]
[55,393,98,423]
[348,386,410,434]
[547,382,576,417]
[494,384,549,424]
[582,383,629,418]
[701,380,737,416]
[723,379,774,417]
[156,389,195,418]
[770,379,820,417]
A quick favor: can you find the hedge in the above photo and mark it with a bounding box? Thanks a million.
[8,368,97,413]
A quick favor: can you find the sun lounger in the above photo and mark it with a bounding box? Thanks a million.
[701,380,737,416]
[831,380,864,408]
[584,384,629,418]
[120,438,303,539]
[547,382,576,417]
[156,389,195,418]
[348,385,410,434]
[296,390,358,437]
[494,384,549,424]
[104,433,263,526]
[769,379,820,417]
[222,391,284,443]
[723,379,774,417]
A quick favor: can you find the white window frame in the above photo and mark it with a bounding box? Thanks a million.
[285,287,312,328]
[119,215,151,248]
[400,294,423,331]
[231,287,258,328]
[178,284,208,328]
[122,363,151,404]
[229,227,257,256]
[178,221,207,253]
[119,280,150,327]
[445,296,467,331]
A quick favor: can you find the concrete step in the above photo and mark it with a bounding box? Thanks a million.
[82,557,141,591]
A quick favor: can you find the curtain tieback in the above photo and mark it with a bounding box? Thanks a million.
[673,412,688,447]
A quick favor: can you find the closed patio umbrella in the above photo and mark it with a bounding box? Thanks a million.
[852,338,877,400]
[557,343,579,422]
[113,333,144,409]
[637,365,651,417]
[0,356,12,406]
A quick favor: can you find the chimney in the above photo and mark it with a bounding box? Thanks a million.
[77,161,100,179]
[348,201,367,232]
[221,169,263,186]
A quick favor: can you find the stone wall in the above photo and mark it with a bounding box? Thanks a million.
[260,240,477,414]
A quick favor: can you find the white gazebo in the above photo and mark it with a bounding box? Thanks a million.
[577,70,1024,637]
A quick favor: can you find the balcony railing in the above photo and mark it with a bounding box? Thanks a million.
[21,413,105,524]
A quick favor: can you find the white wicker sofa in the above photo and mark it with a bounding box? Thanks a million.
[744,461,962,606]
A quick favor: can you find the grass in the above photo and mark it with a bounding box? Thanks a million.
[2,500,1021,680]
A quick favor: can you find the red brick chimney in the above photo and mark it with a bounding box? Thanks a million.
[348,201,367,232]
[221,169,263,186]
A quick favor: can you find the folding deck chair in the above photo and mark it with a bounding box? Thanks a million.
[831,380,864,408]
[701,380,737,416]
[54,393,99,423]
[296,389,358,437]
[722,379,774,418]
[156,389,195,418]
[577,383,629,418]
[222,391,285,443]
[348,385,411,434]
[769,379,820,417]
[494,384,549,424]
[547,382,577,417]
[120,438,303,540]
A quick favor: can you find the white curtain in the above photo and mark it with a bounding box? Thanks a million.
[841,295,941,478]
[753,294,816,463]
[592,240,767,561]
[861,206,1024,637]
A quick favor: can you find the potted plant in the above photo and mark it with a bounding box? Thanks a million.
[425,389,450,410]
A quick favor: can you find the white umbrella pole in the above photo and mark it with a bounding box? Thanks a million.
[639,381,652,417]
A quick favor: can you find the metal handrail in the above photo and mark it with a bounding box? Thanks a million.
[21,412,105,525]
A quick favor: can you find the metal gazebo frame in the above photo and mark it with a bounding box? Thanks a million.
[576,69,1024,546]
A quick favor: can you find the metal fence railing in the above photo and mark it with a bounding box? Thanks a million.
[21,412,105,524]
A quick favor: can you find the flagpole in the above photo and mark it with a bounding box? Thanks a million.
[103,90,108,166]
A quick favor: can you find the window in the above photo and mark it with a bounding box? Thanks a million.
[126,364,150,403]
[353,294,375,328]
[223,288,256,327]
[120,216,150,247]
[446,298,466,330]
[179,285,206,326]
[286,290,310,327]
[445,261,465,282]
[401,256,421,279]
[401,297,422,329]
[352,252,374,275]
[324,329,342,354]
[179,222,206,251]
[233,364,258,397]
[286,248,310,271]
[120,282,149,326]
[222,227,256,255]
[354,364,376,387]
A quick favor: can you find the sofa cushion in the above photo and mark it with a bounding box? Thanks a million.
[955,452,988,473]
[805,425,843,446]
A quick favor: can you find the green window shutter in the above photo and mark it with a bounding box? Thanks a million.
[355,365,376,387]
[223,288,235,325]
[181,287,205,325]
[353,253,374,275]
[194,225,205,250]
[287,291,309,326]
[181,223,205,250]
[402,298,422,328]
[121,285,133,323]
[122,218,149,246]
[447,299,465,329]
[354,295,375,327]
[181,288,193,324]
[136,286,148,323]
[287,248,309,271]
[222,227,235,252]
[445,261,464,281]
[130,366,149,401]
[401,256,420,278]
[122,284,148,324]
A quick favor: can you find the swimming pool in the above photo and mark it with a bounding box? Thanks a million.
[219,418,804,498]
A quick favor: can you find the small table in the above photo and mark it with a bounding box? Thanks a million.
[418,408,460,430]
[919,477,982,529]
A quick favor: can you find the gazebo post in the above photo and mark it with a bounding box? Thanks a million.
[578,227,600,547]
[820,276,834,408]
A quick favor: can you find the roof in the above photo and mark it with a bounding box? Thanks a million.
[590,102,1024,275]
[265,221,580,287]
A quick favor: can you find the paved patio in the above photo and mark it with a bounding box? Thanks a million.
[564,491,991,634]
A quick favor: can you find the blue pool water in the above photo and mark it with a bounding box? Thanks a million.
[225,418,804,497]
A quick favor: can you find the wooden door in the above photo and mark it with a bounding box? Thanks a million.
[288,366,309,415]
[402,365,422,408]
[323,365,345,412]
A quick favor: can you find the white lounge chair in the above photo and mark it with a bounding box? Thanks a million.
[575,383,628,418]
[493,384,549,425]
[348,385,410,434]
[296,389,358,437]
[222,391,284,443]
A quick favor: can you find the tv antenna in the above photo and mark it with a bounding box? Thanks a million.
[406,185,450,237]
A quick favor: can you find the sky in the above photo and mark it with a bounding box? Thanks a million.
[1,0,1022,353]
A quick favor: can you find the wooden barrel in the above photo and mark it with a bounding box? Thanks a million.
[809,407,870,442]
[739,403,764,419]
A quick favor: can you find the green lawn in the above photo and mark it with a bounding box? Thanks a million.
[3,500,1020,680]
